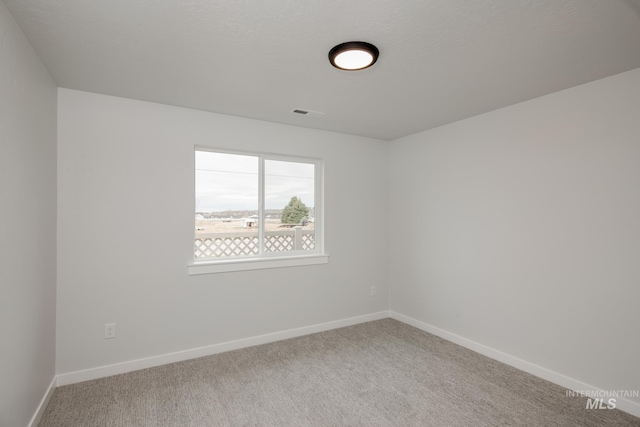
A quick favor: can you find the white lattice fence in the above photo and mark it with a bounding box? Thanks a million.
[195,229,315,259]
[301,233,314,250]
[264,233,295,252]
[195,234,259,258]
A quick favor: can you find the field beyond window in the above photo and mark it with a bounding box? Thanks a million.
[195,151,316,259]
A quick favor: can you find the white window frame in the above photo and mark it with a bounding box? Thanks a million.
[188,146,328,275]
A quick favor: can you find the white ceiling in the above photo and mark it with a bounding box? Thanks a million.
[5,0,640,140]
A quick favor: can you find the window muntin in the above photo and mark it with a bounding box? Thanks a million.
[194,149,320,261]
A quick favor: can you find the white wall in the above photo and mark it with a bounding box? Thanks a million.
[0,2,57,426]
[389,68,640,406]
[57,89,389,375]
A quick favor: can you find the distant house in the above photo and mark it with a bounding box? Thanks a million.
[242,215,259,228]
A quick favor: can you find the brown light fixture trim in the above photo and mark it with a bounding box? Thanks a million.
[328,41,379,71]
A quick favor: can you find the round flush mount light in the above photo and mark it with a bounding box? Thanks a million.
[329,41,379,71]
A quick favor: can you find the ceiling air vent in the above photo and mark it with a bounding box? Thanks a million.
[293,109,326,118]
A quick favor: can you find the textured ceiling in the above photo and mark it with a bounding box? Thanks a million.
[4,0,640,140]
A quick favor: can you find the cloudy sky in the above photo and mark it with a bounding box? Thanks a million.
[195,151,315,212]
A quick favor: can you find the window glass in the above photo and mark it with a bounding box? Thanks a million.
[194,150,319,260]
[264,160,315,253]
[195,152,258,258]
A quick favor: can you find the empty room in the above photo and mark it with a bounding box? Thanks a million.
[2,0,640,426]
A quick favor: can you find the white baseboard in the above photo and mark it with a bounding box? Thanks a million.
[57,311,390,386]
[389,311,640,419]
[52,310,640,419]
[28,376,57,427]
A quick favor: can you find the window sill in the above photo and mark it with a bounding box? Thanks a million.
[188,254,329,275]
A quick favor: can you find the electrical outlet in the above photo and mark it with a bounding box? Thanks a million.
[370,286,377,297]
[105,323,116,339]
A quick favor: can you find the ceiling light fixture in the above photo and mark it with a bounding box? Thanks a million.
[329,41,379,71]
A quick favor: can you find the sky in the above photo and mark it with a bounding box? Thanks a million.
[195,151,315,212]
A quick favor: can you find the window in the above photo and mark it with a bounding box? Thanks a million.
[189,148,326,274]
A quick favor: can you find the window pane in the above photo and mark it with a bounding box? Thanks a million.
[264,160,315,253]
[195,151,259,258]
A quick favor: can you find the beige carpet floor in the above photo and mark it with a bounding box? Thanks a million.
[39,319,640,426]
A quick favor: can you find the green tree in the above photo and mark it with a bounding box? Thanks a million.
[281,196,309,224]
